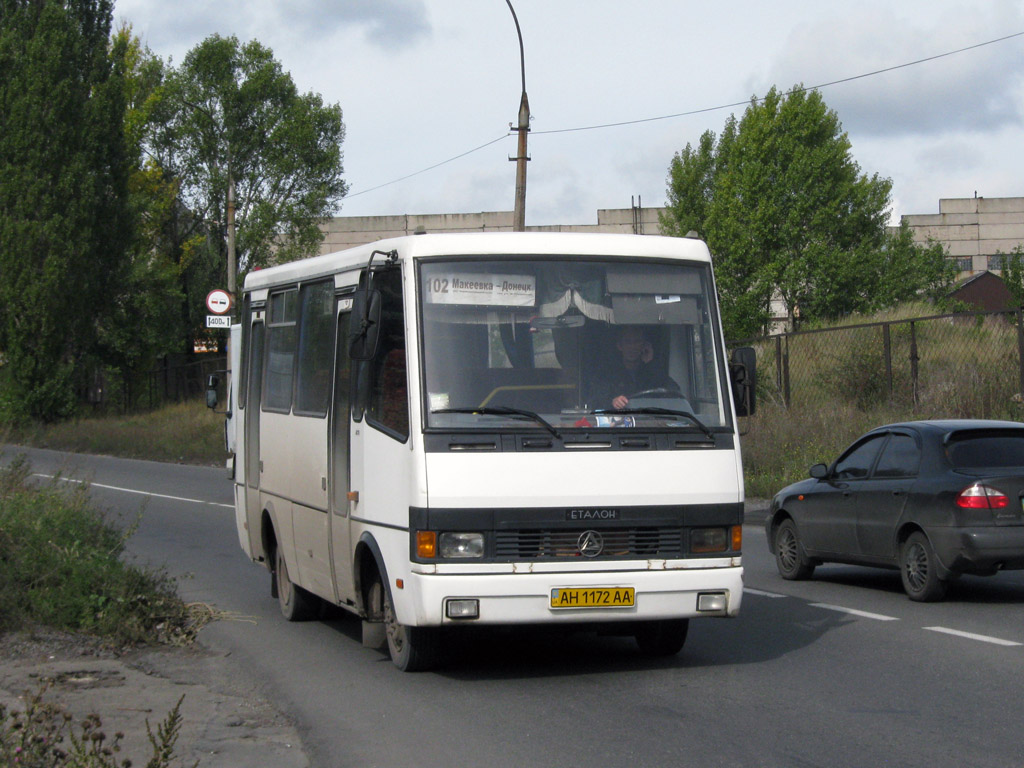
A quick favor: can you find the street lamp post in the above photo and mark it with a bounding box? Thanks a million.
[506,0,529,232]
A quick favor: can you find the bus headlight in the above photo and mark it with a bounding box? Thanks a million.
[438,532,484,558]
[690,527,728,553]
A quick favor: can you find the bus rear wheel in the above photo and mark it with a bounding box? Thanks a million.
[634,618,689,657]
[275,546,316,621]
[368,577,439,672]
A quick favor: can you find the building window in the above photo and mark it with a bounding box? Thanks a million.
[987,254,1007,272]
[953,257,972,273]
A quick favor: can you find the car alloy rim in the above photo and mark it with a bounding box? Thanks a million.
[779,528,797,571]
[904,542,928,590]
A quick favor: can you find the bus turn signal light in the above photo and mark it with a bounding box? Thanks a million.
[417,531,437,558]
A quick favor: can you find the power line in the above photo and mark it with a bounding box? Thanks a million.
[535,30,1024,136]
[346,30,1024,197]
[345,134,511,198]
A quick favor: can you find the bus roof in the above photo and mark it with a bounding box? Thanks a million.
[242,231,711,293]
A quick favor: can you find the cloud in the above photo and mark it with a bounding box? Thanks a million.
[114,0,431,57]
[762,3,1024,138]
[268,0,431,47]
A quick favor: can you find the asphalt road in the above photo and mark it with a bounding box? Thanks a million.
[6,445,1024,768]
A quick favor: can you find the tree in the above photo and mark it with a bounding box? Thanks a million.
[0,0,132,421]
[96,26,185,408]
[1000,246,1024,309]
[662,86,954,339]
[148,34,348,281]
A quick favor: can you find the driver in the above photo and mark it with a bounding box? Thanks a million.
[607,327,676,410]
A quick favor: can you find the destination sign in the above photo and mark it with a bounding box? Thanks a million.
[425,273,535,307]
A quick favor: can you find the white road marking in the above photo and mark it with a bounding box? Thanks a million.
[744,588,787,598]
[810,603,899,621]
[923,626,1022,647]
[33,473,234,509]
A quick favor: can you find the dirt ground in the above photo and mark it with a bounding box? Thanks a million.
[0,629,309,767]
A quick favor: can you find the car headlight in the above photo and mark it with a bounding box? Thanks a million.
[438,532,485,558]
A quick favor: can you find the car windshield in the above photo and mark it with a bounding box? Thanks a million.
[418,257,729,431]
[947,432,1024,470]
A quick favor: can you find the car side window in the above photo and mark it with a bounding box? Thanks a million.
[873,433,921,478]
[833,435,886,480]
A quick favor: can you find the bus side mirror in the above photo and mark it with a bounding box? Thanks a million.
[729,347,756,417]
[350,288,382,361]
[206,374,219,410]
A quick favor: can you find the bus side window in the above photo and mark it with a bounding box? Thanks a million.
[294,279,335,417]
[361,267,409,441]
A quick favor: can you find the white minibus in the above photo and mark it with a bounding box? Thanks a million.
[217,232,755,670]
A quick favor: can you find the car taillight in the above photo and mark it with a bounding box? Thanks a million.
[956,483,1010,509]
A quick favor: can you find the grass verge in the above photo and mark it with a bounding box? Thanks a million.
[5,400,227,466]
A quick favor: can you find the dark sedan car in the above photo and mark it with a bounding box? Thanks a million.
[765,420,1024,601]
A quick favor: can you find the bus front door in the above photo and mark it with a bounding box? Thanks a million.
[329,306,357,604]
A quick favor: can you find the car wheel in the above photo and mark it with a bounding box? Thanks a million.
[774,518,815,580]
[634,619,689,657]
[900,531,947,602]
[369,577,439,672]
[275,546,316,621]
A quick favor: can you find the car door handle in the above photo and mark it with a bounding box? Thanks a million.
[892,490,905,497]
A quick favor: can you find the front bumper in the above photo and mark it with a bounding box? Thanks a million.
[399,561,744,626]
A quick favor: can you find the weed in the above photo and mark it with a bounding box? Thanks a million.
[0,684,195,767]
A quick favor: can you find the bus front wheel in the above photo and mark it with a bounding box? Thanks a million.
[368,577,439,672]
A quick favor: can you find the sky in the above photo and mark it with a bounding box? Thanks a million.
[111,0,1024,228]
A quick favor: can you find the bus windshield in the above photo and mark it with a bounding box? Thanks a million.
[419,257,730,431]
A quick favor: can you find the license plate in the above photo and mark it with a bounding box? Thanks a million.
[550,587,635,609]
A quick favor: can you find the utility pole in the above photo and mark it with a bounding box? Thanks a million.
[507,0,529,232]
[226,171,236,298]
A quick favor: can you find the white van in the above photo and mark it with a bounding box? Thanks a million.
[218,232,755,670]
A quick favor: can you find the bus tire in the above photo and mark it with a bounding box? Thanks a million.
[275,546,316,621]
[634,618,689,657]
[370,576,439,672]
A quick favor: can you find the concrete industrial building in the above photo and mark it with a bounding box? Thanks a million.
[900,196,1024,275]
[315,203,665,254]
[318,194,1024,283]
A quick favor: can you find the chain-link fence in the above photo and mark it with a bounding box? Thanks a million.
[144,355,226,410]
[736,309,1024,419]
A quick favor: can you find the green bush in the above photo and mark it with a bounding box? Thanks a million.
[0,456,196,645]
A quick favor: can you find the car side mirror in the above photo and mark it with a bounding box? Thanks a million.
[809,463,828,479]
[729,346,756,416]
[205,374,219,410]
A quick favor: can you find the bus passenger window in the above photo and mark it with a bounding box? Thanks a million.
[264,288,299,412]
[295,280,335,417]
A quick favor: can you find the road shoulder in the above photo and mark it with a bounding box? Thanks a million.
[0,629,308,768]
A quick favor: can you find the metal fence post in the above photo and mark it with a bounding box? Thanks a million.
[883,322,893,401]
[783,334,791,408]
[775,335,783,397]
[1016,309,1024,397]
[909,321,919,408]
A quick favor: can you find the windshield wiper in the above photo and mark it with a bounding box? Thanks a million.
[592,407,715,440]
[432,407,562,439]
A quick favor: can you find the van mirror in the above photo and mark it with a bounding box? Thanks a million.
[729,347,756,416]
[350,288,382,361]
[205,374,219,410]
